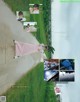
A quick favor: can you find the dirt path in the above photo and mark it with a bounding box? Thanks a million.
[0,0,41,95]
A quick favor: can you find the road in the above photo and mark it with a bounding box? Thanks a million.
[0,0,41,95]
[51,0,80,102]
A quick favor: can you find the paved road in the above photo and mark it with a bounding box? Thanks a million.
[51,0,80,102]
[0,0,41,95]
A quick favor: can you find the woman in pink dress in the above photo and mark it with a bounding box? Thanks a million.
[14,40,55,61]
[14,40,46,58]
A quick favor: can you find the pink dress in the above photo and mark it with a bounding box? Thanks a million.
[14,41,44,57]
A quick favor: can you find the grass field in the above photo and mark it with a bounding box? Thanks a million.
[3,0,57,102]
[3,63,57,102]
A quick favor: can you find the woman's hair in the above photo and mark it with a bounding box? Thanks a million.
[26,24,30,27]
[18,11,23,16]
[44,45,48,50]
[33,4,39,9]
[44,45,55,54]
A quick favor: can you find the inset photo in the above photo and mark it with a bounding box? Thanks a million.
[44,59,59,70]
[29,4,42,14]
[60,59,75,71]
[16,11,30,22]
[23,22,37,32]
[44,70,59,81]
[0,96,6,102]
[59,71,75,81]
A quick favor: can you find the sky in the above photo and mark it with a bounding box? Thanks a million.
[51,0,80,102]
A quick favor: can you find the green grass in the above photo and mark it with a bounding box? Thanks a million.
[29,0,47,43]
[4,0,29,13]
[3,63,57,102]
